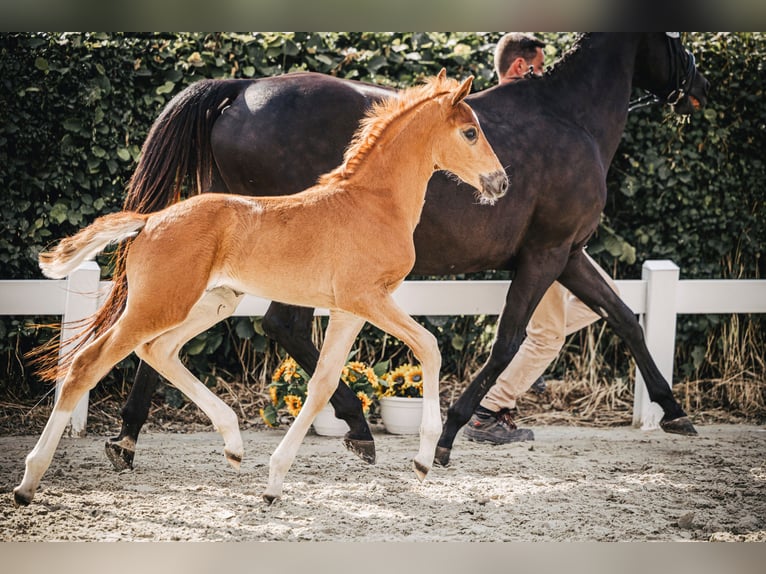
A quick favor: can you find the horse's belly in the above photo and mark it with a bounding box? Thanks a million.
[207,270,337,311]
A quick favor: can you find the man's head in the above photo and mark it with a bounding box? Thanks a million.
[494,32,545,84]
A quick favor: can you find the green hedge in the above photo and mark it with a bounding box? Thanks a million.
[1,32,763,397]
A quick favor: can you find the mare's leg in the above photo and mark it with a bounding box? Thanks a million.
[105,361,161,470]
[136,287,246,467]
[436,246,570,465]
[264,310,365,503]
[557,252,696,435]
[14,317,152,506]
[262,302,374,462]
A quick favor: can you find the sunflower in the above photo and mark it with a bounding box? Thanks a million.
[269,385,279,406]
[273,356,299,382]
[356,391,373,414]
[283,394,303,417]
[405,365,424,394]
[379,363,424,397]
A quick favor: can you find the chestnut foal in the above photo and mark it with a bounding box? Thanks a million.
[14,71,507,506]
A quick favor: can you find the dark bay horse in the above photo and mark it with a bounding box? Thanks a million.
[105,33,709,469]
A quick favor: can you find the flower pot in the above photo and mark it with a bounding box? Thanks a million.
[312,404,350,436]
[380,396,423,435]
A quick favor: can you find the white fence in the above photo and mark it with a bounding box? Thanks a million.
[2,260,765,436]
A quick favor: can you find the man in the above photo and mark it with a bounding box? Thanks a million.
[463,33,620,444]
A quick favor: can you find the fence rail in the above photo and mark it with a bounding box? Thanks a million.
[2,260,765,436]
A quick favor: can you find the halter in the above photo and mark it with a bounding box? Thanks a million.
[628,32,698,113]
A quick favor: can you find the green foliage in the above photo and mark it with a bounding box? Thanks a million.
[1,32,763,401]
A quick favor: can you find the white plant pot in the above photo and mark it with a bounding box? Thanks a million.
[380,396,423,435]
[312,404,350,436]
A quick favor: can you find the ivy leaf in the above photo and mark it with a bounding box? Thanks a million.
[235,318,255,339]
[49,202,69,224]
[62,118,83,132]
[156,81,175,95]
[451,333,465,351]
[34,57,49,71]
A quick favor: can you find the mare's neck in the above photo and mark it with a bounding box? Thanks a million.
[547,33,640,163]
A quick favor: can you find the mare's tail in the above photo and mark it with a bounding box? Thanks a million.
[124,78,247,212]
[108,79,247,340]
[40,212,147,280]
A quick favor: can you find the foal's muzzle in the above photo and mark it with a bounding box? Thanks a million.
[479,170,509,205]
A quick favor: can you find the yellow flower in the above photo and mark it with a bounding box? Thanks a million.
[380,363,423,397]
[284,394,303,417]
[405,365,423,384]
[269,385,278,405]
[356,391,373,414]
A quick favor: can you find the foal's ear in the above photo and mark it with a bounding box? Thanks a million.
[451,75,474,106]
[437,67,447,81]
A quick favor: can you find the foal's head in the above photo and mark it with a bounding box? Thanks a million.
[429,71,508,204]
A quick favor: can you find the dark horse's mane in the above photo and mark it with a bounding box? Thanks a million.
[531,33,596,90]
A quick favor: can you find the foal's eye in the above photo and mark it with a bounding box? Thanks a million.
[462,127,478,143]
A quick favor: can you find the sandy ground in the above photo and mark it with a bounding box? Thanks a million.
[1,424,765,542]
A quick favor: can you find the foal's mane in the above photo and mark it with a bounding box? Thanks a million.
[318,75,461,186]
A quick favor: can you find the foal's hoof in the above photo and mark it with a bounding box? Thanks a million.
[433,446,451,467]
[660,416,698,436]
[413,459,430,482]
[12,488,32,507]
[225,449,243,470]
[105,439,135,471]
[343,437,376,464]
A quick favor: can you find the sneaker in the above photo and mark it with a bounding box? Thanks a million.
[530,375,547,395]
[463,408,534,444]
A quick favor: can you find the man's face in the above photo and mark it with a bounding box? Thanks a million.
[529,47,545,76]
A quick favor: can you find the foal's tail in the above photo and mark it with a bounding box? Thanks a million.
[33,212,148,381]
[39,212,148,280]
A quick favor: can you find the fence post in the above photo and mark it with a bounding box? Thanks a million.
[633,260,679,429]
[55,261,101,437]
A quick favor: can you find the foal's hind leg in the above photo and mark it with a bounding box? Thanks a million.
[264,310,365,503]
[136,287,246,468]
[14,319,149,506]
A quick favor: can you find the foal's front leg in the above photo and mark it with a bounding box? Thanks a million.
[263,310,365,503]
[359,293,442,481]
[262,302,375,463]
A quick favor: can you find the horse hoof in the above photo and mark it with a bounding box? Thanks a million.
[262,493,280,505]
[225,449,243,470]
[660,416,698,436]
[12,488,32,507]
[433,446,451,467]
[413,459,430,482]
[104,440,135,471]
[343,437,376,464]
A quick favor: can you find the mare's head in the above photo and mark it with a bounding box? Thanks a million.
[428,70,508,204]
[633,32,710,115]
